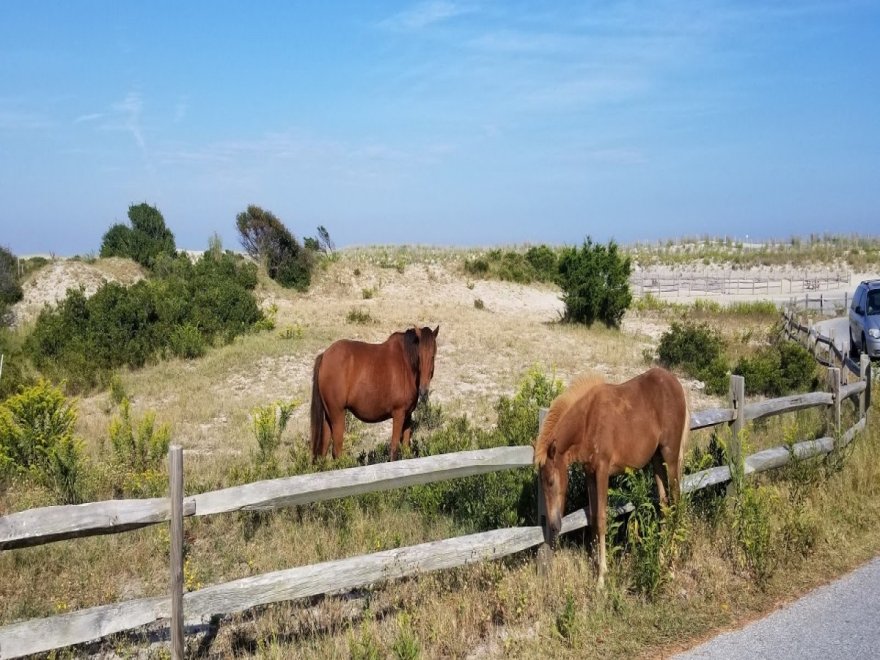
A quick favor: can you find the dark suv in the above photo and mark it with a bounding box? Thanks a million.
[849,279,880,358]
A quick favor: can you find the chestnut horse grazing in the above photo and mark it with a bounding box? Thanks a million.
[534,367,689,588]
[310,326,439,461]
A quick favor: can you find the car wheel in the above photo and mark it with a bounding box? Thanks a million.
[862,333,868,358]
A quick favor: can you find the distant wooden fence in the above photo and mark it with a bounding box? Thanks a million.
[632,270,847,298]
[0,358,873,658]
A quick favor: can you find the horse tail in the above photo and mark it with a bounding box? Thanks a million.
[678,390,690,484]
[310,353,325,459]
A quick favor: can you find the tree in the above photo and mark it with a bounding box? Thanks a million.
[557,238,632,327]
[235,205,314,290]
[0,246,23,327]
[317,225,335,254]
[100,203,176,268]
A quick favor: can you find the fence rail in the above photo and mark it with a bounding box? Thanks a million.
[0,353,872,659]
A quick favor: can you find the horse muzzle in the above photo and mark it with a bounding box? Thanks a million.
[418,388,430,404]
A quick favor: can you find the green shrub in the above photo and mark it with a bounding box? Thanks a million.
[734,340,818,397]
[557,238,632,327]
[525,244,559,282]
[496,251,536,283]
[0,380,83,503]
[100,203,176,268]
[496,367,564,446]
[0,245,23,325]
[235,205,314,290]
[658,322,729,394]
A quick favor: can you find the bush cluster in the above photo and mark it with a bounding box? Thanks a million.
[463,246,559,285]
[734,340,818,397]
[558,238,632,328]
[26,251,263,391]
[657,321,729,395]
[100,203,176,268]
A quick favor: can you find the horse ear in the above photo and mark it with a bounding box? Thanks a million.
[405,327,419,344]
[433,325,440,337]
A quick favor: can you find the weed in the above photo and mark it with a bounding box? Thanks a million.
[362,287,377,300]
[278,324,304,341]
[346,308,375,325]
[251,401,298,464]
[108,374,127,407]
[473,298,485,310]
[554,592,577,643]
[391,613,420,660]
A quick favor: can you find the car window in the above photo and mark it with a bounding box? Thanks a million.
[853,286,866,312]
[868,290,880,316]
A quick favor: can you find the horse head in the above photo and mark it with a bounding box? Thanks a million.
[537,440,568,548]
[402,325,440,405]
[416,325,439,403]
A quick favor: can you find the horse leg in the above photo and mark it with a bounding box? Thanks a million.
[660,445,682,506]
[328,409,346,459]
[652,452,669,507]
[389,410,404,460]
[586,470,598,551]
[401,412,414,449]
[595,466,610,590]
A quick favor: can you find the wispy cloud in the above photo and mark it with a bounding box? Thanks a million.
[379,1,471,31]
[111,92,145,150]
[74,112,104,124]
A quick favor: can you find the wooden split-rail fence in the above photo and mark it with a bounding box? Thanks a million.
[0,356,873,658]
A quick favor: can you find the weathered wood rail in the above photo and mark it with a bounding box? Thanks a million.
[0,359,872,658]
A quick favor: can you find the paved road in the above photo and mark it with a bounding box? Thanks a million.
[814,317,851,357]
[675,557,880,659]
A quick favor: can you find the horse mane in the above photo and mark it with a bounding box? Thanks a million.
[533,373,605,466]
[399,328,421,380]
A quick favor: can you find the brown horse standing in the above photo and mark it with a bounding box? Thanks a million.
[310,326,439,461]
[533,367,689,588]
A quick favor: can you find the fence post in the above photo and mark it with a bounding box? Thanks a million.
[728,375,745,466]
[860,354,871,419]
[169,446,184,660]
[827,368,841,442]
[536,408,552,576]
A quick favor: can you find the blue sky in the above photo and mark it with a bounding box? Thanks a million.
[1,1,878,255]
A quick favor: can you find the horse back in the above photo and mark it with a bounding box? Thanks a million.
[570,368,687,469]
